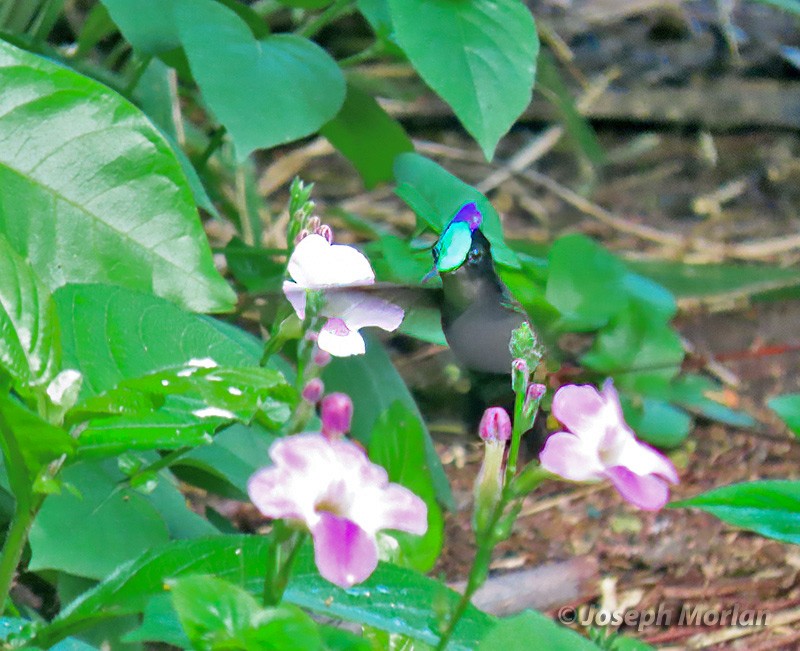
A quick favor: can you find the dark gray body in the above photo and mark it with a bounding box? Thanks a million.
[439,230,527,375]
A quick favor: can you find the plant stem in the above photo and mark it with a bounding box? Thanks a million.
[339,41,385,67]
[196,127,227,172]
[263,529,306,606]
[0,499,37,612]
[123,55,153,96]
[504,386,527,483]
[296,0,354,39]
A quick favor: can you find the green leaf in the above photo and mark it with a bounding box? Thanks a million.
[621,397,691,448]
[175,0,346,159]
[393,153,519,268]
[478,610,600,650]
[369,402,443,571]
[30,536,274,649]
[0,395,75,507]
[0,618,98,650]
[323,333,453,509]
[29,460,170,579]
[388,0,538,159]
[545,234,627,331]
[73,364,293,458]
[0,233,59,389]
[0,39,235,313]
[321,84,413,188]
[278,0,334,8]
[175,422,278,499]
[672,480,800,544]
[54,284,261,399]
[170,576,322,650]
[100,0,181,54]
[32,537,492,651]
[286,549,494,650]
[123,593,191,647]
[769,394,800,435]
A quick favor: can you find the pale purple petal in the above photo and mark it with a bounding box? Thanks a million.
[539,431,605,481]
[370,484,428,535]
[247,466,307,521]
[318,319,366,356]
[282,280,307,319]
[605,466,670,511]
[311,513,378,588]
[324,291,404,332]
[551,384,610,443]
[612,436,679,484]
[288,234,375,288]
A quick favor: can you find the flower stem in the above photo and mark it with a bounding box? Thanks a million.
[0,498,38,613]
[296,0,354,39]
[263,529,306,606]
[504,387,527,484]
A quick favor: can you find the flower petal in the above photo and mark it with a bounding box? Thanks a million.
[282,280,307,319]
[288,234,375,288]
[539,431,605,481]
[318,319,366,356]
[613,436,679,484]
[605,466,670,511]
[311,513,378,588]
[351,483,428,536]
[324,291,404,332]
[551,384,612,442]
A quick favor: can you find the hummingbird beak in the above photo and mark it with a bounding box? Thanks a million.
[421,266,438,283]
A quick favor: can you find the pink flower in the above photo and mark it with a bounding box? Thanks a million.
[539,380,678,510]
[282,234,404,357]
[248,434,427,588]
[320,392,353,439]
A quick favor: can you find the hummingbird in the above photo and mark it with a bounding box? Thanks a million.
[424,202,528,376]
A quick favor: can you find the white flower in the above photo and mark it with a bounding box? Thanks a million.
[282,234,404,356]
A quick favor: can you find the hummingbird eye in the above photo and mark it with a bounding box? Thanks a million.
[467,247,483,264]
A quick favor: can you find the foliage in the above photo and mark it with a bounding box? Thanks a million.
[0,1,792,649]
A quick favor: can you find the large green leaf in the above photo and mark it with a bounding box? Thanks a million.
[175,0,345,158]
[321,84,413,189]
[0,618,97,650]
[0,233,59,390]
[769,394,800,436]
[100,0,181,54]
[323,334,453,509]
[29,460,170,580]
[672,481,800,544]
[54,284,261,398]
[545,234,627,332]
[393,153,519,268]
[388,0,538,159]
[32,537,492,651]
[369,402,443,572]
[478,610,600,650]
[0,39,234,313]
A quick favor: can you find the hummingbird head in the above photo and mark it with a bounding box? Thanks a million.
[422,202,485,282]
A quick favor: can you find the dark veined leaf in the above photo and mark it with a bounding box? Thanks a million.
[0,233,59,390]
[54,284,262,399]
[388,0,538,159]
[672,480,800,544]
[0,39,234,313]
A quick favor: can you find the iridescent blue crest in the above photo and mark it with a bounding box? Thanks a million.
[424,202,484,279]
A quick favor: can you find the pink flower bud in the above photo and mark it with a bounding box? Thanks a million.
[306,216,321,233]
[512,358,529,393]
[314,348,331,367]
[479,407,511,443]
[317,224,334,243]
[321,392,353,439]
[302,378,324,403]
[305,331,319,343]
[294,229,310,245]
